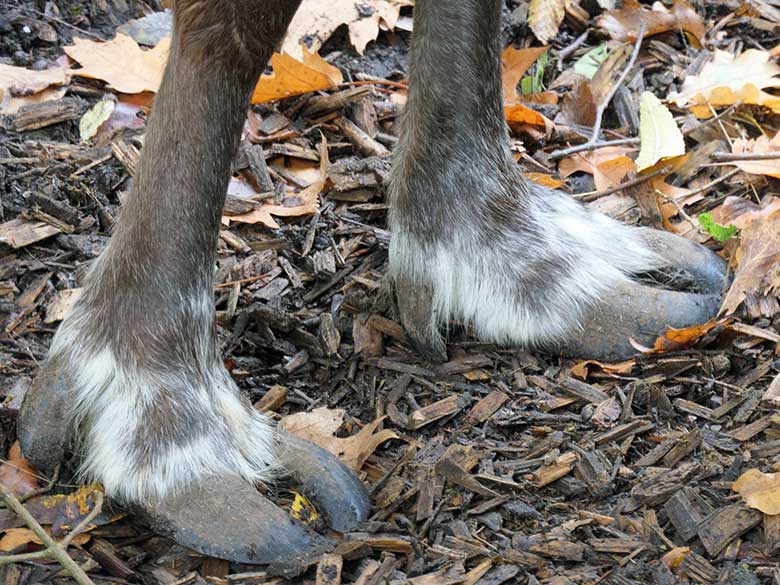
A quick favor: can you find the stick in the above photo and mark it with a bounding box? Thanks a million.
[0,483,99,585]
[548,24,647,162]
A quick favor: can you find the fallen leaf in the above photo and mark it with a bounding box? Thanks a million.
[669,49,780,118]
[79,98,116,142]
[635,92,686,171]
[573,43,610,80]
[45,288,83,323]
[570,359,635,379]
[65,34,170,94]
[0,528,90,553]
[117,10,172,46]
[661,547,691,568]
[559,146,636,191]
[0,441,40,497]
[279,407,398,471]
[598,0,705,47]
[651,319,727,353]
[0,64,71,104]
[710,195,780,230]
[251,48,343,104]
[502,46,548,105]
[729,130,780,178]
[228,135,328,228]
[504,103,550,129]
[528,0,567,44]
[527,172,564,189]
[0,86,68,115]
[733,468,780,514]
[721,209,780,315]
[282,0,409,58]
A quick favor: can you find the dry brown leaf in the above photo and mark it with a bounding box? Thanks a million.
[559,146,636,191]
[282,0,409,58]
[570,359,635,379]
[501,46,548,105]
[528,0,567,44]
[730,130,780,178]
[0,64,70,114]
[0,441,40,498]
[669,49,780,118]
[279,407,398,471]
[711,195,780,230]
[733,468,780,514]
[721,209,780,315]
[65,34,169,94]
[251,48,342,104]
[228,136,328,229]
[598,0,704,47]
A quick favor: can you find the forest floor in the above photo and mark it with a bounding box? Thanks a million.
[2,0,780,584]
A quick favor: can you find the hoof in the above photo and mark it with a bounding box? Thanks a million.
[139,431,369,571]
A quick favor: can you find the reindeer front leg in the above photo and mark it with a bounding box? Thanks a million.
[18,0,368,566]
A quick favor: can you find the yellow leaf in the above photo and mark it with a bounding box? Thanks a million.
[527,172,564,189]
[65,34,169,94]
[0,528,90,552]
[251,48,342,104]
[733,468,780,515]
[669,49,780,117]
[528,0,567,44]
[635,92,685,171]
[289,490,320,523]
[661,546,690,568]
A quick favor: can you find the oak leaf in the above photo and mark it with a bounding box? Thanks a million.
[669,49,780,118]
[279,407,398,471]
[65,34,169,94]
[282,0,409,59]
[729,130,780,178]
[0,442,40,497]
[0,64,70,113]
[559,146,636,191]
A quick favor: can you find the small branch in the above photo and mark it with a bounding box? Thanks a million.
[575,166,670,202]
[0,483,98,585]
[712,151,780,162]
[546,137,639,160]
[548,24,647,162]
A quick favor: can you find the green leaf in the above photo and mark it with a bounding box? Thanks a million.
[698,213,737,243]
[520,51,549,95]
[574,43,610,80]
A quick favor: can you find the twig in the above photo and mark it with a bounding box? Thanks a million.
[575,166,670,202]
[0,483,100,585]
[548,24,647,162]
[683,168,741,199]
[546,137,639,160]
[712,151,780,162]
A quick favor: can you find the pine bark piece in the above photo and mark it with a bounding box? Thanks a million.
[336,117,390,157]
[726,415,773,442]
[318,312,341,356]
[664,488,711,542]
[761,372,780,407]
[698,504,761,556]
[662,429,702,467]
[408,395,462,431]
[532,451,577,487]
[465,391,509,425]
[631,462,700,505]
[315,554,343,585]
[246,144,274,192]
[575,449,613,497]
[10,97,84,131]
[559,377,609,404]
[0,218,60,249]
[254,384,288,412]
[587,538,648,554]
[679,551,719,584]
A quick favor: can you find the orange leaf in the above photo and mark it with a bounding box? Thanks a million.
[251,48,342,104]
[558,146,636,191]
[527,172,564,189]
[65,34,169,94]
[729,130,780,178]
[501,46,548,105]
[570,359,635,379]
[0,441,41,497]
[650,319,727,353]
